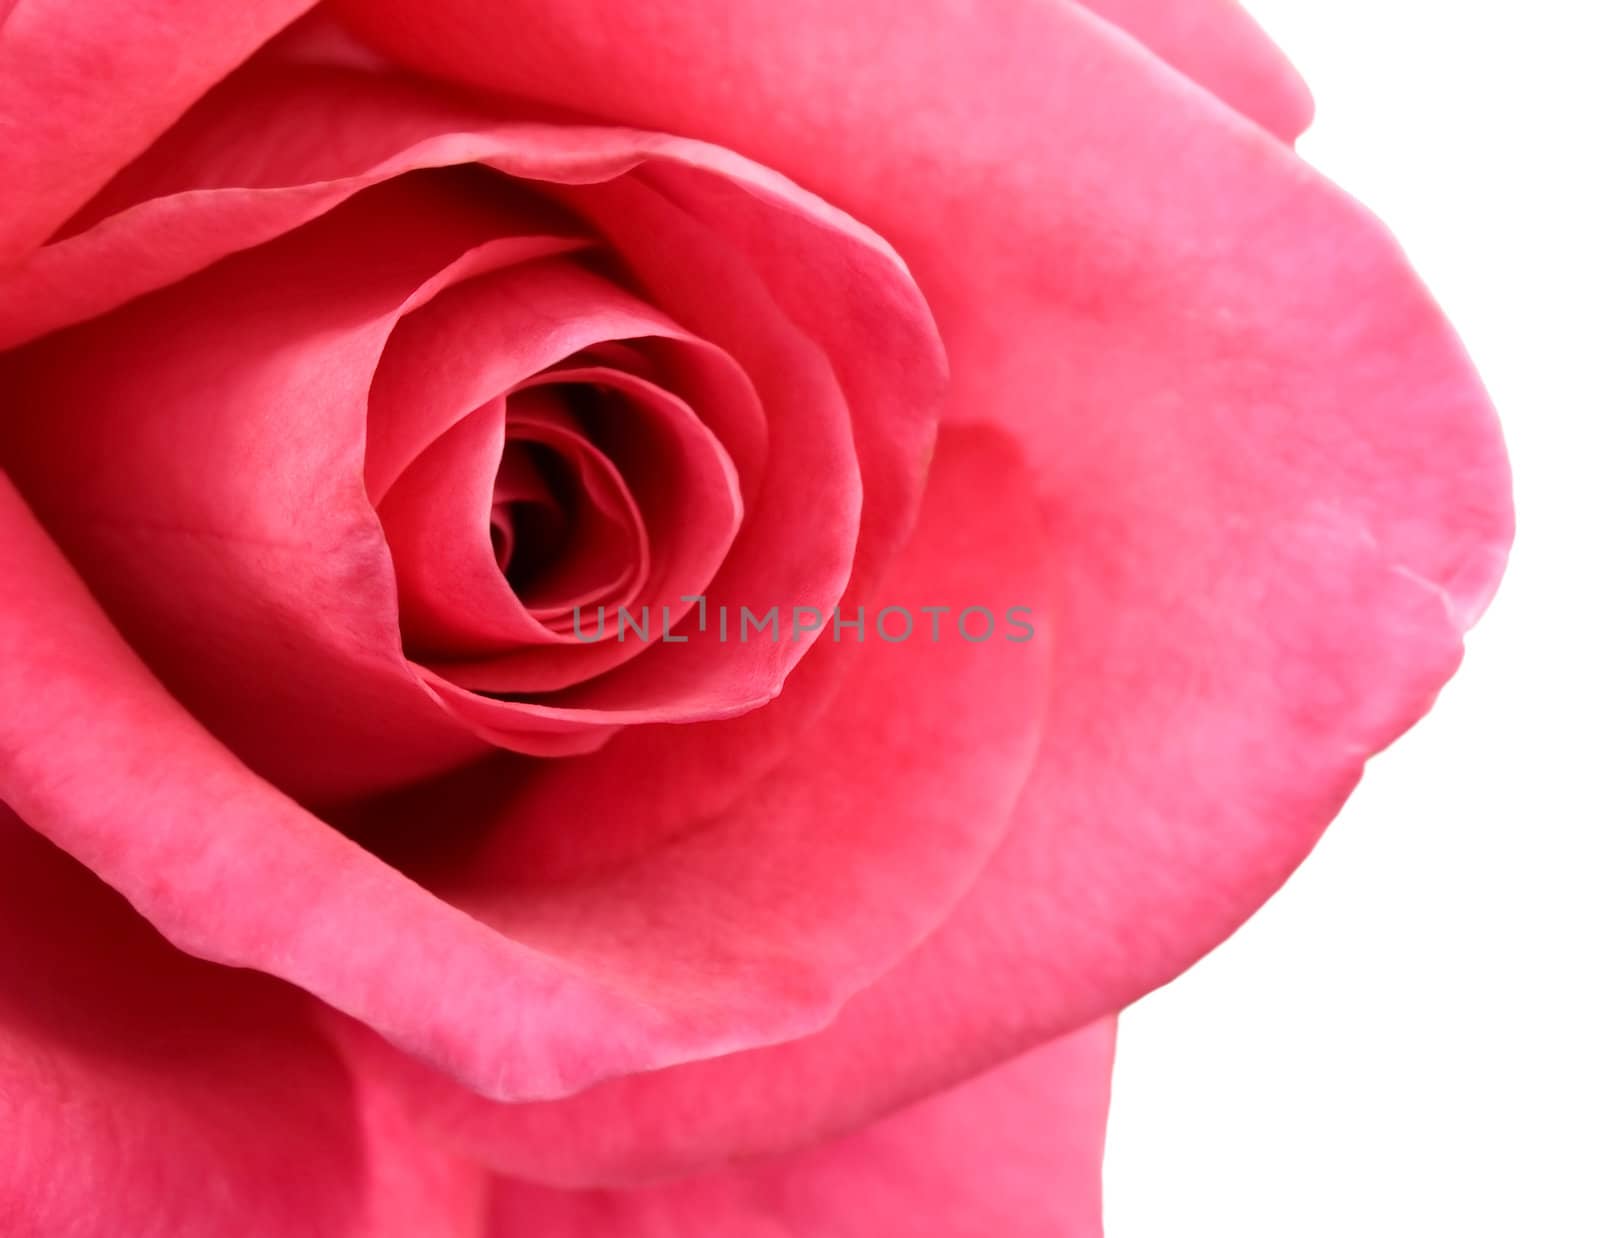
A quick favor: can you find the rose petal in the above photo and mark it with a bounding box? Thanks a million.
[1074,0,1313,139]
[0,421,1049,1103]
[0,472,642,1100]
[464,159,942,870]
[518,366,746,625]
[0,0,315,263]
[368,251,800,708]
[323,0,1514,1175]
[400,424,1054,1070]
[0,174,578,799]
[487,1022,1113,1236]
[378,388,656,660]
[505,399,649,614]
[379,397,551,654]
[1,60,942,818]
[404,364,750,676]
[0,811,483,1238]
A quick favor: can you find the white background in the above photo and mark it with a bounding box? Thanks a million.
[1104,2,1600,1234]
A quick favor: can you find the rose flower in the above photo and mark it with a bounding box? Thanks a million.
[0,2,1511,1234]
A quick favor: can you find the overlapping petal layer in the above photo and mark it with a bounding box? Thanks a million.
[0,811,482,1238]
[0,0,316,262]
[320,0,1514,1177]
[1075,0,1312,138]
[487,1023,1114,1236]
[0,62,943,796]
[0,0,1512,1215]
[0,410,1047,1106]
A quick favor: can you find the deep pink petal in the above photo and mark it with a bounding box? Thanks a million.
[0,421,1049,1104]
[488,1023,1114,1237]
[463,158,945,870]
[518,366,746,624]
[1073,0,1313,139]
[2,59,942,837]
[0,473,648,1099]
[379,398,547,654]
[0,812,483,1238]
[324,0,1514,1176]
[0,0,315,264]
[408,363,748,677]
[493,392,650,613]
[390,425,1053,1077]
[369,251,786,706]
[0,175,553,799]
[379,388,652,661]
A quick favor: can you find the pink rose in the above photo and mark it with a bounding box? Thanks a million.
[0,2,1511,1234]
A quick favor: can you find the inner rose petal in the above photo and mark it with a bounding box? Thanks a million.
[440,365,745,695]
[377,385,656,661]
[0,55,964,1122]
[4,62,939,770]
[368,253,816,720]
[500,386,650,619]
[489,441,554,577]
[528,369,744,621]
[378,397,533,656]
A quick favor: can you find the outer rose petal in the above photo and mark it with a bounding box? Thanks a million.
[0,58,945,862]
[0,420,1051,1103]
[0,471,661,1102]
[0,814,483,1238]
[326,0,1514,1177]
[1073,0,1313,139]
[1,176,563,800]
[487,1023,1114,1238]
[0,0,315,263]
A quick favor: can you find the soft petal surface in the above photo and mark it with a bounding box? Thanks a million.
[487,1023,1114,1237]
[326,0,1514,1175]
[1073,0,1312,139]
[0,94,935,786]
[0,174,549,799]
[0,0,314,263]
[0,418,1048,1104]
[0,472,656,1101]
[0,0,1510,1205]
[0,812,482,1238]
[368,247,852,717]
[0,56,944,859]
